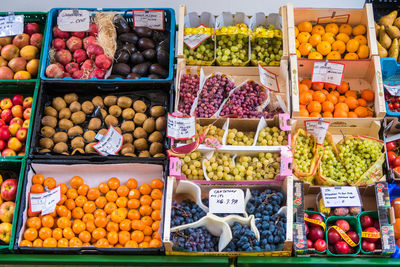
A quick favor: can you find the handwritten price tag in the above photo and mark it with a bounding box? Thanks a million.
[133,10,165,30]
[311,61,345,86]
[184,25,212,50]
[93,126,123,156]
[57,9,90,32]
[0,15,23,37]
[305,119,330,145]
[29,186,61,216]
[384,84,400,96]
[321,186,361,208]
[209,188,245,214]
[167,113,196,140]
[259,64,280,92]
[169,157,182,176]
[205,137,222,149]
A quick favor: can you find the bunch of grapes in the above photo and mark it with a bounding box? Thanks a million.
[178,74,200,115]
[195,74,236,118]
[204,152,235,181]
[216,24,249,65]
[251,25,283,66]
[184,39,215,63]
[171,199,207,227]
[223,222,260,251]
[226,128,255,146]
[180,151,204,180]
[257,126,288,146]
[219,81,267,118]
[293,131,316,174]
[195,123,225,143]
[171,226,219,252]
[338,137,383,183]
[320,139,348,183]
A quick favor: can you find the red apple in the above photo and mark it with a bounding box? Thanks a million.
[0,140,6,151]
[362,240,376,252]
[24,23,40,36]
[22,119,29,129]
[0,222,12,244]
[12,34,30,49]
[328,228,342,244]
[360,215,374,229]
[305,223,309,235]
[336,220,350,232]
[30,33,43,48]
[11,105,23,118]
[0,179,17,201]
[8,123,21,136]
[347,231,359,244]
[310,213,324,222]
[10,118,23,126]
[0,98,12,110]
[308,226,324,242]
[1,109,12,123]
[334,241,350,254]
[364,227,380,243]
[307,239,313,249]
[1,148,15,156]
[0,125,9,140]
[16,127,27,141]
[12,94,23,106]
[0,119,5,128]
[22,96,32,108]
[23,108,31,120]
[314,239,327,252]
[7,137,22,152]
[0,202,14,223]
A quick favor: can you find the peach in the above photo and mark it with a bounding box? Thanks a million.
[26,59,40,76]
[8,57,27,72]
[14,71,31,79]
[0,67,14,79]
[20,45,38,61]
[1,45,19,61]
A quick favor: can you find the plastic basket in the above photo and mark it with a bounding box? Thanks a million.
[325,216,361,256]
[305,210,327,254]
[382,58,400,117]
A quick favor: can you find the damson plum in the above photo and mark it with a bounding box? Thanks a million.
[149,63,167,78]
[114,14,131,34]
[112,63,130,76]
[118,33,138,44]
[131,62,151,76]
[114,49,130,64]
[130,52,145,65]
[133,27,153,38]
[138,38,155,50]
[142,49,156,61]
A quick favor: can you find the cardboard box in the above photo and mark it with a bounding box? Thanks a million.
[383,117,400,182]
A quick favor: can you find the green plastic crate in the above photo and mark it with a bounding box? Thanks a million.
[0,159,26,253]
[325,216,361,256]
[0,12,47,84]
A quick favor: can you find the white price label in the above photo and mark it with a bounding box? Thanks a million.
[305,120,330,145]
[183,25,211,50]
[209,189,245,214]
[133,10,165,30]
[311,61,345,86]
[57,9,90,32]
[29,186,61,216]
[93,126,123,156]
[0,15,24,37]
[384,84,400,96]
[259,64,280,92]
[321,186,361,208]
[167,113,196,140]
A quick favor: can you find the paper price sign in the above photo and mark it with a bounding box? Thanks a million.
[321,186,362,208]
[0,15,24,37]
[167,113,196,140]
[184,25,211,50]
[311,61,345,86]
[305,120,330,145]
[57,10,90,32]
[209,189,245,214]
[133,10,165,30]
[259,64,280,92]
[93,126,123,156]
[384,84,400,96]
[29,186,61,216]
[169,157,182,176]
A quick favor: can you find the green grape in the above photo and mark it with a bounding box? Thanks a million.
[293,131,315,174]
[226,129,255,146]
[257,126,288,146]
[320,139,348,183]
[184,37,215,64]
[251,25,283,66]
[180,151,204,180]
[190,123,225,145]
[216,33,249,64]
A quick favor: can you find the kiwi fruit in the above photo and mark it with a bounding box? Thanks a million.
[41,116,57,128]
[53,142,68,153]
[53,132,68,143]
[64,93,78,104]
[82,101,95,114]
[41,126,55,138]
[134,113,147,125]
[104,95,117,107]
[150,106,165,118]
[58,108,71,120]
[61,152,70,156]
[68,126,83,138]
[44,106,57,117]
[153,153,166,158]
[139,150,151,157]
[83,130,96,142]
[133,127,147,139]
[123,133,133,143]
[121,143,135,155]
[105,115,118,127]
[71,148,85,155]
[100,108,108,119]
[92,96,104,108]
[71,136,85,149]
[69,101,81,113]
[148,131,163,143]
[98,128,107,136]
[117,96,132,108]
[85,143,96,153]
[149,142,163,156]
[52,97,67,111]
[114,127,122,134]
[121,121,135,132]
[58,119,74,130]
[39,148,51,153]
[143,118,155,133]
[109,105,122,117]
[71,111,86,124]
[122,108,135,120]
[124,153,137,157]
[40,137,54,149]
[156,117,167,131]
[134,138,148,151]
[88,118,102,130]
[133,100,147,113]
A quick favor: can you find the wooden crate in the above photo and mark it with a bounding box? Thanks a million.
[290,55,385,126]
[286,3,378,58]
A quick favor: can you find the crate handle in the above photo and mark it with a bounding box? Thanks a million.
[96,85,119,91]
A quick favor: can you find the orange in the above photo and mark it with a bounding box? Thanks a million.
[117,185,129,197]
[337,95,345,103]
[44,177,56,189]
[141,216,153,227]
[394,218,400,239]
[326,94,338,105]
[95,196,107,209]
[352,24,366,36]
[345,96,359,110]
[308,51,323,59]
[75,195,87,207]
[125,240,139,248]
[354,35,367,45]
[322,101,334,112]
[57,217,71,229]
[83,201,96,214]
[39,227,52,240]
[111,208,127,223]
[128,189,141,199]
[310,112,322,118]
[107,221,119,232]
[139,205,153,216]
[82,213,94,223]
[69,237,83,247]
[140,195,153,206]
[107,231,119,245]
[126,178,138,189]
[301,78,312,88]
[348,112,358,118]
[346,39,360,53]
[336,33,350,43]
[331,90,340,98]
[131,230,145,243]
[298,21,313,33]
[77,184,89,196]
[150,179,163,189]
[295,26,299,37]
[335,102,350,113]
[298,43,312,56]
[331,40,346,54]
[94,209,106,218]
[324,83,336,91]
[65,199,76,211]
[70,176,84,189]
[151,199,162,210]
[58,194,67,205]
[151,210,161,221]
[337,81,349,94]
[392,198,400,218]
[326,51,341,60]
[116,197,128,208]
[120,219,131,231]
[79,231,91,243]
[62,227,75,240]
[321,32,335,44]
[357,44,369,59]
[30,184,44,193]
[32,238,43,247]
[297,32,311,44]
[27,217,41,230]
[309,34,321,47]
[92,227,106,240]
[43,237,57,247]
[339,24,352,35]
[361,89,374,102]
[322,111,333,118]
[72,220,86,234]
[299,108,309,117]
[152,232,161,241]
[128,209,141,220]
[143,225,153,236]
[98,182,109,194]
[94,216,108,228]
[59,183,68,195]
[139,184,152,195]
[56,205,69,217]
[87,188,100,201]
[354,106,368,118]
[312,82,324,91]
[139,242,149,248]
[41,215,54,228]
[296,49,301,58]
[149,239,162,248]
[344,52,359,60]
[95,238,110,248]
[32,174,44,185]
[128,199,140,210]
[86,221,96,233]
[334,110,348,118]
[106,190,118,202]
[57,238,69,247]
[295,38,299,48]
[325,23,339,35]
[20,240,33,247]
[52,228,63,240]
[107,177,120,190]
[66,188,78,200]
[316,41,331,55]
[345,90,358,98]
[132,219,145,231]
[152,221,160,232]
[299,91,313,105]
[307,101,322,113]
[151,189,162,200]
[312,25,325,35]
[118,231,131,245]
[104,202,117,214]
[358,98,367,107]
[144,235,152,243]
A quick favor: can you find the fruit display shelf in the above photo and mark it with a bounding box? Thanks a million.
[383,117,400,183]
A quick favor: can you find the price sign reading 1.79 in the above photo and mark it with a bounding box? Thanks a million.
[209,189,245,214]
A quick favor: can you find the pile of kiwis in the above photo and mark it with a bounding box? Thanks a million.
[38,93,167,157]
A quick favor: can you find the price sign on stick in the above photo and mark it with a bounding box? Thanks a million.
[311,61,345,86]
[305,119,330,145]
[133,10,165,30]
[259,64,280,92]
[167,113,196,140]
[184,25,212,50]
[321,186,362,207]
[29,186,61,216]
[57,9,90,32]
[93,126,123,156]
[384,84,400,96]
[209,189,245,214]
[0,14,23,37]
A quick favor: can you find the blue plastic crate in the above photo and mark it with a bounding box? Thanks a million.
[381,57,400,117]
[40,8,175,83]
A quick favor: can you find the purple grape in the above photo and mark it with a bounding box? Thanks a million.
[178,74,200,115]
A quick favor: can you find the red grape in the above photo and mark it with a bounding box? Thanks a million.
[178,74,200,115]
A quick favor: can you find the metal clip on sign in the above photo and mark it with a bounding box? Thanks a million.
[7,12,15,23]
[72,8,79,16]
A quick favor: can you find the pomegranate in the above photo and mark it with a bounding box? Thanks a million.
[66,36,83,52]
[62,72,71,78]
[71,32,85,39]
[0,66,14,79]
[65,62,80,74]
[72,70,83,79]
[45,64,64,78]
[55,62,65,71]
[88,23,98,36]
[73,49,87,64]
[81,59,94,72]
[53,26,70,39]
[52,38,66,50]
[24,23,40,36]
[95,54,112,70]
[87,44,104,59]
[55,49,72,66]
[89,68,106,79]
[83,36,98,50]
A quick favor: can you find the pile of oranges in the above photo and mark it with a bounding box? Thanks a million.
[20,175,164,248]
[298,78,375,118]
[295,21,369,60]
